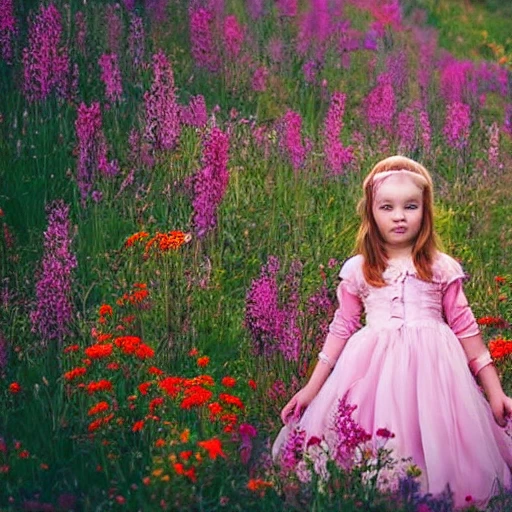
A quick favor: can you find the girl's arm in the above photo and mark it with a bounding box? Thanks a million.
[443,279,512,426]
[281,283,362,424]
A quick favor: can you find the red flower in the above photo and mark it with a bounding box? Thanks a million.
[197,438,226,460]
[221,376,236,388]
[139,382,151,395]
[495,276,506,285]
[86,379,113,395]
[8,382,21,394]
[135,343,154,359]
[99,304,113,317]
[85,343,113,359]
[132,420,144,432]
[148,366,164,376]
[376,428,395,439]
[219,393,244,410]
[180,386,213,409]
[149,397,164,413]
[248,379,257,390]
[197,356,210,367]
[159,377,183,397]
[63,344,80,353]
[88,401,110,416]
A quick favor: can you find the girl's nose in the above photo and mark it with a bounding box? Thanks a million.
[392,209,405,221]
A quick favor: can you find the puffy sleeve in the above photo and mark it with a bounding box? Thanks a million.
[438,254,480,339]
[328,256,364,340]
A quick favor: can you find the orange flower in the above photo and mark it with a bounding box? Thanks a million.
[247,478,273,495]
[132,420,145,432]
[155,439,166,448]
[8,382,21,394]
[180,429,190,443]
[219,393,244,410]
[64,367,87,381]
[88,401,110,416]
[144,231,192,256]
[221,376,236,388]
[180,386,213,409]
[98,304,113,317]
[125,231,149,248]
[197,438,226,460]
[85,343,113,359]
[86,379,113,395]
[63,344,80,353]
[197,356,210,368]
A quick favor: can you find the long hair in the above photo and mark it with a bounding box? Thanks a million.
[355,155,439,287]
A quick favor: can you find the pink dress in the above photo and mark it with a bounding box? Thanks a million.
[273,252,512,508]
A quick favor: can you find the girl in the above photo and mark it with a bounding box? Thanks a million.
[273,155,512,508]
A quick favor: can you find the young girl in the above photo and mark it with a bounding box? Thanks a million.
[273,155,512,508]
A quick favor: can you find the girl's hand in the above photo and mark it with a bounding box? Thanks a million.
[489,394,512,427]
[280,386,317,425]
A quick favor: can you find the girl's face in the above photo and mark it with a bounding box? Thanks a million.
[372,174,424,255]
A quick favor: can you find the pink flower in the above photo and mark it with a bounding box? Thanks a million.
[223,15,244,59]
[98,53,123,103]
[189,7,219,72]
[443,102,471,149]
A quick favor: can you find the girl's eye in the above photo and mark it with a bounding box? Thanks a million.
[380,205,392,210]
[406,204,418,210]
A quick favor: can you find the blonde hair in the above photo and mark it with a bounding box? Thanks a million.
[355,155,439,287]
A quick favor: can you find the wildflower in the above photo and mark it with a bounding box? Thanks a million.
[86,379,113,394]
[159,377,183,397]
[248,379,257,390]
[135,343,154,359]
[107,362,119,371]
[139,382,151,395]
[180,450,193,461]
[223,15,244,59]
[197,438,226,459]
[247,478,273,495]
[22,3,70,102]
[155,438,166,448]
[251,66,269,92]
[85,344,113,359]
[8,382,21,394]
[179,95,207,128]
[221,376,236,388]
[189,7,219,72]
[99,304,113,317]
[477,316,507,328]
[495,276,506,284]
[64,367,87,381]
[88,418,103,432]
[31,201,77,342]
[197,356,210,367]
[443,102,471,149]
[105,4,122,54]
[19,450,30,458]
[149,397,164,413]
[63,344,80,353]
[132,420,144,432]
[180,429,190,443]
[188,347,199,357]
[88,401,109,416]
[219,393,244,410]
[365,73,396,132]
[128,13,145,70]
[0,0,16,64]
[144,50,181,152]
[191,127,230,238]
[376,428,395,439]
[98,53,122,103]
[148,366,164,376]
[208,402,223,417]
[323,91,353,175]
[125,232,149,247]
[180,386,213,409]
[277,110,307,172]
[489,338,512,360]
[144,230,191,256]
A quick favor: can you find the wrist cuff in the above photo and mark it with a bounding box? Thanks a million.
[468,350,493,377]
[318,351,334,369]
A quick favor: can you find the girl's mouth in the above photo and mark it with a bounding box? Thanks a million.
[393,227,406,234]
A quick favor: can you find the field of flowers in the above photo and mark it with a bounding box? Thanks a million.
[1,0,512,510]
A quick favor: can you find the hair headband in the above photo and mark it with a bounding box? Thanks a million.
[372,169,428,188]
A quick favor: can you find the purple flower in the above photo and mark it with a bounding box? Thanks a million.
[439,58,473,104]
[487,122,501,174]
[386,50,408,97]
[297,0,330,55]
[98,53,123,103]
[180,94,208,128]
[323,91,354,175]
[419,109,431,154]
[247,0,264,19]
[74,11,87,56]
[191,126,230,237]
[278,110,308,172]
[397,107,416,154]
[0,0,17,64]
[146,0,168,24]
[365,73,396,132]
[443,101,471,149]
[327,394,371,469]
[144,50,181,151]
[30,200,77,343]
[278,426,306,476]
[122,0,136,10]
[105,4,123,54]
[189,7,220,72]
[223,15,244,59]
[22,3,70,102]
[251,66,269,92]
[75,102,113,206]
[0,329,7,375]
[276,0,297,17]
[267,38,284,63]
[128,13,145,70]
[302,60,317,84]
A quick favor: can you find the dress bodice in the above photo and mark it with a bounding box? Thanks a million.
[363,258,445,329]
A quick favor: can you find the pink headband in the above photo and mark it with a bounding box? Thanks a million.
[372,169,428,189]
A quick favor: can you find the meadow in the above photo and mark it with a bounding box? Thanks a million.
[1,0,512,510]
